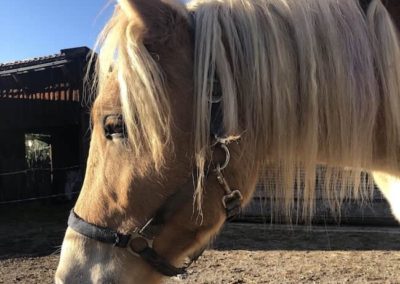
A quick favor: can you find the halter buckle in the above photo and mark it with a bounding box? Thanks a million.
[127,231,154,257]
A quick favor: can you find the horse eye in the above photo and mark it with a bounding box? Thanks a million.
[103,115,126,140]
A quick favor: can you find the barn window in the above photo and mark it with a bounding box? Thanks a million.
[25,134,53,191]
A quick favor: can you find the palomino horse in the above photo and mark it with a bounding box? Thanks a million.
[56,0,400,282]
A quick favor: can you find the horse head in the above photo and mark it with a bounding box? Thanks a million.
[56,0,400,282]
[55,0,252,282]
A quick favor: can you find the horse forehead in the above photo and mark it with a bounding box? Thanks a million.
[93,80,122,115]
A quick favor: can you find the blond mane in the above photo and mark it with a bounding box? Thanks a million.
[190,0,400,221]
[93,7,171,170]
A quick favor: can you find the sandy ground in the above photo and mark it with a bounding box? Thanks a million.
[1,204,400,283]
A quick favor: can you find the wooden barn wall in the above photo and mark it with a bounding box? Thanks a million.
[0,131,26,201]
[0,99,86,202]
[0,99,80,129]
[51,126,81,195]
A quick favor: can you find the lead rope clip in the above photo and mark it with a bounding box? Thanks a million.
[214,147,243,220]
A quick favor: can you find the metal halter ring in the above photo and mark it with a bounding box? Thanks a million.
[216,143,230,171]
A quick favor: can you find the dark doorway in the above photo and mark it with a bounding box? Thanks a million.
[25,134,53,198]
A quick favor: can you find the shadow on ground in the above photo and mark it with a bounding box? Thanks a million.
[214,222,400,251]
[0,203,399,261]
[0,202,72,260]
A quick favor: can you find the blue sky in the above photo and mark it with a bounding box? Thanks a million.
[0,1,190,64]
[0,0,114,63]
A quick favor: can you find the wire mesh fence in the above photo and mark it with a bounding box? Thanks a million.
[0,165,83,205]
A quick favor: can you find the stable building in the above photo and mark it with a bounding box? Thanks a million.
[0,47,93,202]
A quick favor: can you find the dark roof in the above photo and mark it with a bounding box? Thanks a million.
[0,53,66,72]
[0,47,94,95]
[0,47,93,75]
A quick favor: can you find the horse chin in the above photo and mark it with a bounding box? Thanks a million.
[55,228,163,284]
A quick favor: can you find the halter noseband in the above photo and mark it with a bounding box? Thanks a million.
[68,210,187,277]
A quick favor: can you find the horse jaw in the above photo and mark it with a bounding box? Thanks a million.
[55,229,163,284]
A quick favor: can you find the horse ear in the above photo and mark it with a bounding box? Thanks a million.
[118,0,189,43]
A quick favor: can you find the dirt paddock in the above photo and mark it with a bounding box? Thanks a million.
[1,204,400,283]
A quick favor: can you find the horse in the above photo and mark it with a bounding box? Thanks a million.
[55,0,400,282]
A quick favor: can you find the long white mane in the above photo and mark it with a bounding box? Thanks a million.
[190,0,400,221]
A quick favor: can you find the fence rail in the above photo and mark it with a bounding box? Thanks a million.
[0,191,80,205]
[0,165,82,176]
